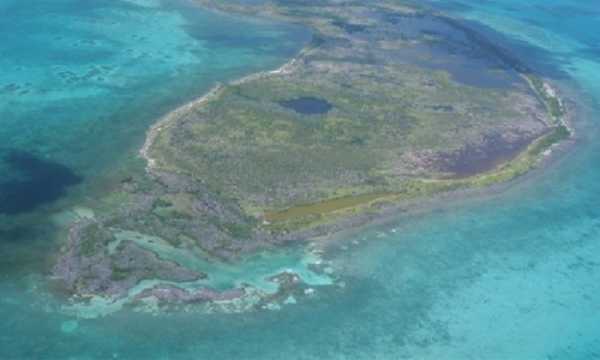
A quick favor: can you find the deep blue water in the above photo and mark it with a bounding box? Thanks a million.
[2,0,600,359]
[0,0,307,273]
[0,150,82,215]
[0,0,306,217]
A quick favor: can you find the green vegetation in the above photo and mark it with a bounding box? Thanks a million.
[58,0,573,300]
[151,65,544,214]
[79,223,113,257]
[222,222,254,239]
[141,0,570,234]
[110,264,130,281]
[529,125,570,157]
[527,75,565,124]
[265,193,393,222]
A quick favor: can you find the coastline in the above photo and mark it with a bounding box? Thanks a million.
[317,119,578,248]
[137,54,573,234]
[139,56,301,173]
[53,0,577,316]
[4,0,600,358]
[136,0,575,244]
[140,84,225,171]
[317,75,586,248]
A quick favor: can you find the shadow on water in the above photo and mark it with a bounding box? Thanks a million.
[377,10,572,88]
[0,150,82,215]
[409,1,572,81]
[452,18,571,80]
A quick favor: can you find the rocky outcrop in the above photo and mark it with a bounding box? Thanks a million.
[54,220,204,298]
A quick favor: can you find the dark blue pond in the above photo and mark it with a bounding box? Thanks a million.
[279,97,333,115]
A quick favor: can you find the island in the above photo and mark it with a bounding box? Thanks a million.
[53,0,572,315]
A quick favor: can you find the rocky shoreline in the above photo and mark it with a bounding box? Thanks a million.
[140,56,300,173]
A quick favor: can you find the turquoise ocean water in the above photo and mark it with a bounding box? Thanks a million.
[2,0,600,358]
[0,0,306,287]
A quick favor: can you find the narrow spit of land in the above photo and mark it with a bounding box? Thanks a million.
[53,0,572,314]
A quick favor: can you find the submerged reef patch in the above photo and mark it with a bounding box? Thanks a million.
[0,150,81,215]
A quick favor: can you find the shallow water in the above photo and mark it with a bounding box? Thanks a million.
[0,0,307,260]
[0,0,306,215]
[2,0,600,358]
[380,12,522,88]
